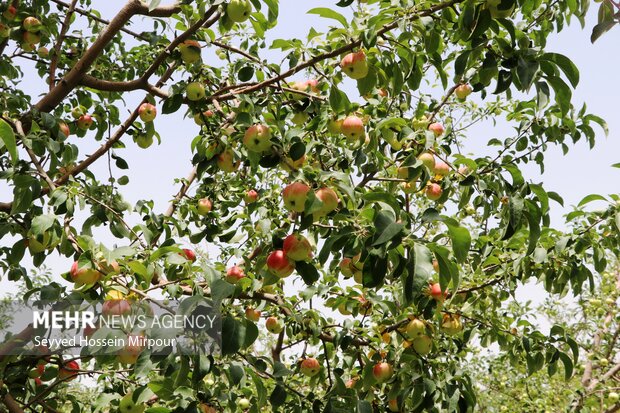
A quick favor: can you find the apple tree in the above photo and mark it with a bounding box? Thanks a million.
[0,0,615,412]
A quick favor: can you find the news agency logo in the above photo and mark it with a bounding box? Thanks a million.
[0,298,222,356]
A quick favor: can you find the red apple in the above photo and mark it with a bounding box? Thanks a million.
[339,257,353,278]
[3,5,16,21]
[425,183,443,201]
[225,265,245,284]
[428,122,445,137]
[77,114,93,130]
[300,357,321,377]
[102,298,131,316]
[282,182,310,213]
[433,159,450,176]
[0,23,10,38]
[117,335,145,364]
[197,198,212,215]
[243,124,271,153]
[372,362,393,382]
[340,50,369,80]
[388,399,400,412]
[181,248,196,262]
[245,307,261,322]
[244,189,258,204]
[283,233,313,261]
[58,122,70,138]
[194,110,215,125]
[138,103,157,122]
[265,316,282,334]
[314,187,339,217]
[266,250,295,278]
[70,261,101,285]
[58,360,79,381]
[429,282,446,301]
[340,115,365,142]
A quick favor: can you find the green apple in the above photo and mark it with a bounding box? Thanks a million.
[186,81,206,101]
[216,149,240,172]
[291,111,308,126]
[486,0,515,18]
[178,40,201,64]
[227,0,252,23]
[412,335,432,355]
[135,131,154,149]
[283,233,313,261]
[119,392,145,413]
[405,318,426,338]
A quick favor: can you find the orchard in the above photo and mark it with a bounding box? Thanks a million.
[0,0,619,412]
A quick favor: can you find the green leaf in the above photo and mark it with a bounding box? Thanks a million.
[558,352,573,380]
[329,85,351,113]
[577,194,607,207]
[270,384,287,407]
[161,94,183,114]
[148,0,162,11]
[307,7,348,27]
[516,57,539,91]
[357,400,373,413]
[443,218,471,263]
[31,214,56,234]
[429,245,459,292]
[541,53,579,88]
[295,261,320,285]
[0,119,18,165]
[238,66,254,82]
[547,75,572,115]
[372,222,404,246]
[221,316,251,355]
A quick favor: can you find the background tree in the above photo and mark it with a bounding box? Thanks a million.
[0,0,617,412]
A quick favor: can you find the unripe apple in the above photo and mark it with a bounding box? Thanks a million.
[265,316,283,334]
[238,398,250,409]
[433,159,450,176]
[217,149,240,172]
[441,314,463,335]
[340,115,365,142]
[21,42,35,52]
[418,152,435,171]
[181,248,197,262]
[327,118,342,134]
[455,84,473,100]
[70,261,101,285]
[291,111,309,126]
[405,318,426,338]
[135,132,153,149]
[244,189,259,204]
[486,0,515,18]
[58,360,79,381]
[339,257,353,278]
[119,392,146,413]
[425,183,443,201]
[428,122,445,137]
[178,39,201,64]
[225,265,245,284]
[243,124,271,153]
[77,114,93,130]
[138,103,156,122]
[412,335,433,355]
[372,362,393,382]
[23,16,42,33]
[117,335,145,364]
[388,399,400,412]
[0,23,10,38]
[400,181,417,194]
[429,282,446,301]
[227,0,252,22]
[186,81,206,101]
[197,198,212,215]
[23,31,41,44]
[282,182,310,212]
[314,187,340,218]
[37,46,49,58]
[283,233,313,261]
[245,307,261,322]
[3,5,16,21]
[340,50,369,80]
[300,357,321,377]
[266,250,295,278]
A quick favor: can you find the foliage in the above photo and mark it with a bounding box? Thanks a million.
[0,0,617,412]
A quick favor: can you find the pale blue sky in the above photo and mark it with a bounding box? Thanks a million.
[1,1,618,299]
